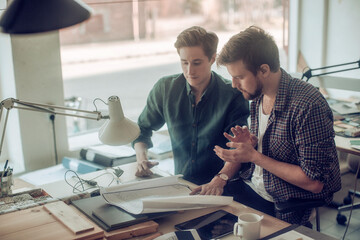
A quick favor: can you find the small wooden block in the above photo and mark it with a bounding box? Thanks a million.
[0,205,104,240]
[105,220,159,240]
[44,201,94,234]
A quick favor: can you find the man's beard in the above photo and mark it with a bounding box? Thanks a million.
[241,84,262,100]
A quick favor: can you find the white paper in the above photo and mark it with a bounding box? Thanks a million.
[19,164,72,186]
[149,133,172,155]
[269,230,314,240]
[351,145,360,151]
[100,175,233,214]
[89,145,136,158]
[330,102,360,115]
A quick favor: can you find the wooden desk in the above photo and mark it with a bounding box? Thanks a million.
[37,162,289,239]
[5,162,339,239]
[335,135,360,156]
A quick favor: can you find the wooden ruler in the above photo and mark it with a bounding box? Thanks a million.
[44,201,94,234]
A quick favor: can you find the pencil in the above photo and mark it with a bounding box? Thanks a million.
[1,159,9,183]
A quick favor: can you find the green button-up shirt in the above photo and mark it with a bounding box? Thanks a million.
[133,71,249,184]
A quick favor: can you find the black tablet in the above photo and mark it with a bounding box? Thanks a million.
[174,210,238,239]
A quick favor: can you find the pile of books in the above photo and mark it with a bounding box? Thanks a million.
[61,145,137,174]
[62,132,173,173]
[79,145,137,167]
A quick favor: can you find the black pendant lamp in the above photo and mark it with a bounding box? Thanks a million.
[0,0,92,34]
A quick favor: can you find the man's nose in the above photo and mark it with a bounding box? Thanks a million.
[187,64,194,75]
[231,78,237,88]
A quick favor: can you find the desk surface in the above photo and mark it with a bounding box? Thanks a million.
[10,161,340,239]
[38,162,289,239]
[335,135,360,156]
[11,133,356,239]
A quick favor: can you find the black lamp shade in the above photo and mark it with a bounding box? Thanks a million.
[0,0,92,34]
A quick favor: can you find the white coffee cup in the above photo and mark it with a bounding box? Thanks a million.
[233,213,263,240]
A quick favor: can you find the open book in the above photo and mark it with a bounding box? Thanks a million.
[99,175,233,214]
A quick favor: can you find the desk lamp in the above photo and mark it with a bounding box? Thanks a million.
[0,0,140,164]
[0,95,140,157]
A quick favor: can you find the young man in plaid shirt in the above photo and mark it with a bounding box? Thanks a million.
[213,26,341,226]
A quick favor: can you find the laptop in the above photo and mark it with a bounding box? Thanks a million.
[72,195,175,231]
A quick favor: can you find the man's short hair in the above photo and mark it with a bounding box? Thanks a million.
[217,26,280,75]
[174,26,218,60]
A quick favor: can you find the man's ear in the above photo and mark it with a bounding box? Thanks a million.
[259,64,270,76]
[210,53,216,64]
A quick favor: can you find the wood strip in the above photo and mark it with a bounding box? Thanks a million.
[44,201,94,234]
[1,220,104,240]
[0,207,56,236]
[0,205,104,240]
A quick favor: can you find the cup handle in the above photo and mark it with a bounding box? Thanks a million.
[233,222,243,237]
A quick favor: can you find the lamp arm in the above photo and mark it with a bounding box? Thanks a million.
[0,107,10,156]
[310,59,360,71]
[0,95,140,161]
[2,98,104,120]
[302,59,360,82]
[311,66,360,78]
[12,105,101,120]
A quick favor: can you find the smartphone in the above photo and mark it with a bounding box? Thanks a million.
[174,210,238,239]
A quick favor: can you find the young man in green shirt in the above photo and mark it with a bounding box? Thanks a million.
[132,26,249,196]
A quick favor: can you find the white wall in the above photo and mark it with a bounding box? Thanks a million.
[0,0,69,172]
[289,0,360,89]
[326,0,360,78]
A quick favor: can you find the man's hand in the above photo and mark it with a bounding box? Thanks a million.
[214,141,258,164]
[224,125,258,147]
[189,176,226,196]
[135,160,159,177]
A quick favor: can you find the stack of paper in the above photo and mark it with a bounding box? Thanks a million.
[350,140,360,151]
[100,175,233,214]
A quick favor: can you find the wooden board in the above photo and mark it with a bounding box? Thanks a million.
[44,201,94,234]
[0,204,104,240]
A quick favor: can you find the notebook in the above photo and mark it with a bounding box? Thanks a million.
[71,195,175,231]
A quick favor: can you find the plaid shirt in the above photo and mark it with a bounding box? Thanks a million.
[239,69,341,224]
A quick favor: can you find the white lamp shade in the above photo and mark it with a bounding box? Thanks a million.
[98,96,140,145]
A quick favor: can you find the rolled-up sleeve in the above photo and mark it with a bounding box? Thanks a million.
[295,101,336,183]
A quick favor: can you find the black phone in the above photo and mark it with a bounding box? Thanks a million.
[174,210,238,240]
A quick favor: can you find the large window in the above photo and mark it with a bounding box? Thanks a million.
[60,0,287,141]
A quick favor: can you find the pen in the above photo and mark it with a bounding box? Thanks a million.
[4,167,11,177]
[2,160,8,173]
[1,160,9,182]
[0,159,9,185]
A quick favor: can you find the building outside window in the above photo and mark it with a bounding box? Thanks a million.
[59,0,288,146]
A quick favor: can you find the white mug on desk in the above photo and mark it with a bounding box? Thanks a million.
[233,213,263,240]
